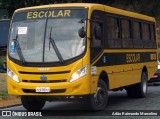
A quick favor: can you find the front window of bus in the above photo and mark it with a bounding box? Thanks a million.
[9,9,87,64]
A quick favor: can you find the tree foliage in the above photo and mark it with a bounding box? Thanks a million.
[0,0,160,19]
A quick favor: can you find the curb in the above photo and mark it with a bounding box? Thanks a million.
[0,104,22,109]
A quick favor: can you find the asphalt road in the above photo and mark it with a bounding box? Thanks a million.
[1,83,160,119]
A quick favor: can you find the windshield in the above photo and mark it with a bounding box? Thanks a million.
[9,8,87,63]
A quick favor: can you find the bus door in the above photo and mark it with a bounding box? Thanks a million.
[90,10,105,93]
[90,11,104,63]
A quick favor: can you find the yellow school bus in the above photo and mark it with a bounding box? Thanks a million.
[7,3,157,111]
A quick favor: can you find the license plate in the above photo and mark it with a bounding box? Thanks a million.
[36,87,50,92]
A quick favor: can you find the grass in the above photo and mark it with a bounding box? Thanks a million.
[0,55,5,65]
[0,73,8,99]
[0,73,7,91]
[0,90,9,99]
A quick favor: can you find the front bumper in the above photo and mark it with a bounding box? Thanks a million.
[7,76,90,96]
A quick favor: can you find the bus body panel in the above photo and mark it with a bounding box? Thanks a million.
[91,49,157,90]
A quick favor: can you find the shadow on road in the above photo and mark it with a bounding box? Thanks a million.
[44,90,130,110]
[42,90,139,116]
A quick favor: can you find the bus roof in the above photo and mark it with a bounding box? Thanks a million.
[15,3,155,22]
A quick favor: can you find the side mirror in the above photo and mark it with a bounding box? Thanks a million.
[78,27,86,38]
[94,25,102,40]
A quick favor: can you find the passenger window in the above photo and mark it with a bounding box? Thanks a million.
[142,23,152,48]
[106,16,120,39]
[106,16,121,48]
[121,19,133,48]
[133,21,141,39]
[133,21,143,48]
[121,19,130,39]
[150,24,156,48]
[142,23,150,41]
[91,22,102,47]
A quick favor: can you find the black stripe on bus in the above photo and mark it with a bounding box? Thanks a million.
[93,52,157,67]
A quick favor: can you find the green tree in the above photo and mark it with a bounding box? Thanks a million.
[0,0,160,19]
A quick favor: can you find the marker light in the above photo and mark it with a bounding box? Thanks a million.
[70,65,88,82]
[7,68,19,83]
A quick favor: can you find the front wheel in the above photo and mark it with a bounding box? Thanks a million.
[21,96,45,111]
[84,79,108,111]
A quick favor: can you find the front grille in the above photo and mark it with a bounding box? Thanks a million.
[22,89,66,94]
[22,79,67,83]
[19,71,70,75]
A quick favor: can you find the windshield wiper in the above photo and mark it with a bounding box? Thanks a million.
[49,27,64,64]
[12,34,25,64]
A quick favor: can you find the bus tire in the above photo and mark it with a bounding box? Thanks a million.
[21,96,45,111]
[126,72,148,98]
[85,79,108,111]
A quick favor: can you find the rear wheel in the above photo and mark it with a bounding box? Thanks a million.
[126,72,148,98]
[84,79,108,111]
[21,96,45,111]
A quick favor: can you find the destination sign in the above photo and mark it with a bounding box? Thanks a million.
[13,9,87,22]
[27,10,71,19]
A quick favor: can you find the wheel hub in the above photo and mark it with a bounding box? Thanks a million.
[142,76,147,93]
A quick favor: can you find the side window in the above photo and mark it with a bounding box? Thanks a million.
[106,16,121,48]
[121,19,130,39]
[106,16,120,39]
[133,21,141,39]
[90,10,104,62]
[142,23,150,41]
[150,24,156,48]
[121,19,133,48]
[133,21,143,48]
[142,23,151,48]
[91,22,103,47]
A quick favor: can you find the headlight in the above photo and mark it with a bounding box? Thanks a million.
[7,68,19,83]
[70,65,88,82]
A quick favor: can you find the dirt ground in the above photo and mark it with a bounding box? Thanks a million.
[0,73,21,108]
[0,97,21,107]
[0,73,7,91]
